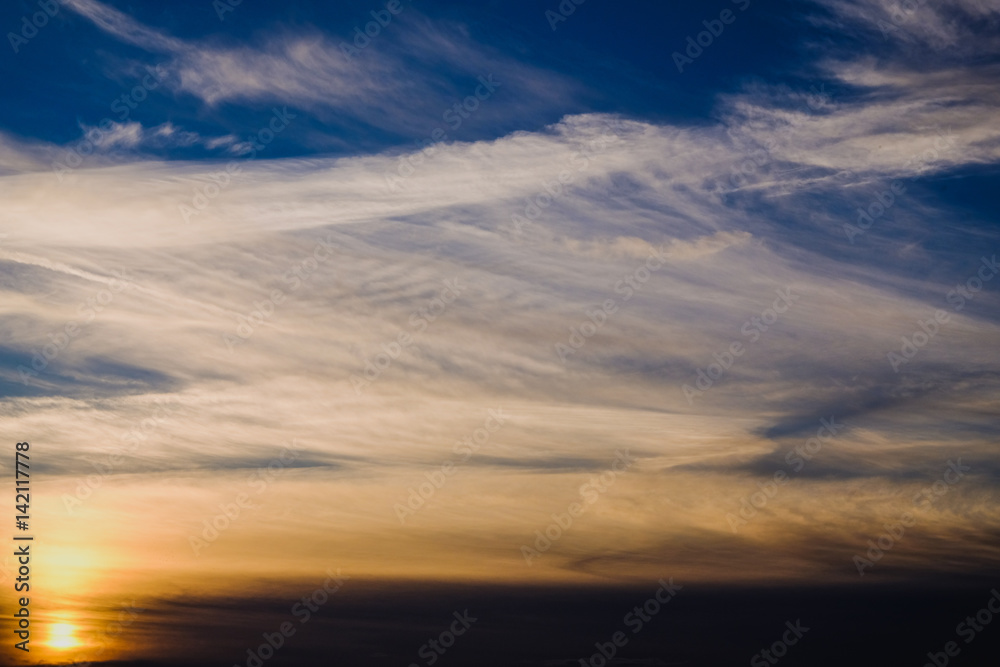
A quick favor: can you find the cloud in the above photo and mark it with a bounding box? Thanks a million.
[64,0,184,52]
[79,120,143,150]
[3,105,998,590]
[812,0,1000,55]
[560,231,753,261]
[2,0,999,611]
[67,120,242,156]
[0,131,62,174]
[62,0,583,139]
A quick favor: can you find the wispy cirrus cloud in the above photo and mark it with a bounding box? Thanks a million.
[62,0,584,140]
[1,8,999,655]
[811,0,1000,54]
[2,100,999,594]
[73,119,239,152]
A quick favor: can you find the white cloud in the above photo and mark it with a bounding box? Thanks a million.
[4,0,999,588]
[80,120,144,150]
[69,120,244,154]
[63,0,582,135]
[814,0,1000,53]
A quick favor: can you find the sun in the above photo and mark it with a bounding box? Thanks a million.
[48,622,79,650]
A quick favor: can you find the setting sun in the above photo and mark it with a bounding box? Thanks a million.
[48,623,79,650]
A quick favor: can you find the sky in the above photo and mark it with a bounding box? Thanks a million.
[1,0,999,665]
